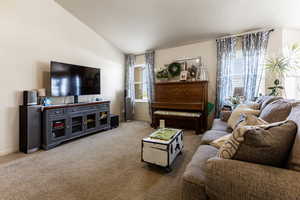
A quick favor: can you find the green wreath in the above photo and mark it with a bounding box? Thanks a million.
[168,62,181,77]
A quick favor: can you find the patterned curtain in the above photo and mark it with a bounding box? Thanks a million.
[242,31,271,101]
[125,55,136,121]
[216,37,237,116]
[145,50,155,118]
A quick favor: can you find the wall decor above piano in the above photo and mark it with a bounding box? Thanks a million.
[156,56,208,82]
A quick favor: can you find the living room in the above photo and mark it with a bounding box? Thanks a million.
[1,0,300,199]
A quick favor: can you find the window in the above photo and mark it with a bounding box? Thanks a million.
[231,50,244,92]
[134,65,148,101]
[230,46,265,97]
[285,73,300,99]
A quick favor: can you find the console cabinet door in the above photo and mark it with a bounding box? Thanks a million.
[84,112,98,133]
[99,110,110,129]
[47,117,69,143]
[69,114,84,137]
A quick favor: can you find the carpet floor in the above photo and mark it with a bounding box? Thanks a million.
[0,121,201,200]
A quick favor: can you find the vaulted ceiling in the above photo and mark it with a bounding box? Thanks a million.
[55,0,300,54]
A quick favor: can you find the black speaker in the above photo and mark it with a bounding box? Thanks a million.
[23,90,37,106]
[19,105,42,153]
[110,114,119,129]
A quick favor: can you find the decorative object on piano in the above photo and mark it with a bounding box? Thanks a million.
[156,68,169,80]
[168,62,182,77]
[188,65,198,81]
[180,71,188,81]
[160,119,165,129]
[180,61,189,81]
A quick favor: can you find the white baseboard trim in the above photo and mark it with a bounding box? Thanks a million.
[0,146,18,157]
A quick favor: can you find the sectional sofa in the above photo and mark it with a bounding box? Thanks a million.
[182,96,300,200]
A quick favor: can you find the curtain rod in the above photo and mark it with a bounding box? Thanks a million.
[216,28,275,40]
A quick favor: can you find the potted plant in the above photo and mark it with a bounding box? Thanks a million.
[265,43,300,96]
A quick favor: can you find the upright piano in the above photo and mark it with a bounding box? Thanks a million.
[151,81,208,134]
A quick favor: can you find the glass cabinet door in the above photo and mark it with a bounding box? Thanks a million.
[99,111,108,126]
[70,116,84,135]
[51,119,67,139]
[86,113,97,130]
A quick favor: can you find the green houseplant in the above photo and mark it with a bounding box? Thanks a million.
[265,43,300,96]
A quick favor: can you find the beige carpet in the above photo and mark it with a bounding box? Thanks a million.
[0,121,201,200]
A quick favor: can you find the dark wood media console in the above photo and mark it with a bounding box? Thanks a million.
[42,101,110,150]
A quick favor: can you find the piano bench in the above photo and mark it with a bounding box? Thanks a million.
[153,110,203,134]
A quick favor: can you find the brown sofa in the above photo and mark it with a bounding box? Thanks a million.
[182,96,300,200]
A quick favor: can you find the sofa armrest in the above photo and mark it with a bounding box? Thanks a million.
[220,111,232,122]
[206,157,300,200]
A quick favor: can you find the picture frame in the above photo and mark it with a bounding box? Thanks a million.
[180,71,188,81]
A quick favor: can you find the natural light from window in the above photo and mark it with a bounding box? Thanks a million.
[230,48,265,98]
[134,65,148,101]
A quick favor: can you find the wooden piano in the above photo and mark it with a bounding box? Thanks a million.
[151,81,208,134]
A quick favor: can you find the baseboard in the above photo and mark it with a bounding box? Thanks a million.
[0,146,18,156]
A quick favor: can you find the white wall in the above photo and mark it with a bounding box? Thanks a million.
[0,0,125,155]
[134,102,151,122]
[283,28,300,49]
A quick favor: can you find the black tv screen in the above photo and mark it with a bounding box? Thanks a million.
[51,61,100,97]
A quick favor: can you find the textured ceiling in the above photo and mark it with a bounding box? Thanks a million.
[55,0,300,54]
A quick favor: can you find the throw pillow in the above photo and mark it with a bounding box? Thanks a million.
[259,99,292,123]
[218,120,297,167]
[260,96,283,111]
[210,134,231,149]
[227,105,260,129]
[234,120,297,167]
[211,114,267,150]
[287,103,300,171]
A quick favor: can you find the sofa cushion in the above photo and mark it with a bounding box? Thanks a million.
[233,121,297,167]
[211,119,231,132]
[200,130,229,145]
[182,145,218,200]
[260,96,283,110]
[259,99,292,123]
[287,103,300,171]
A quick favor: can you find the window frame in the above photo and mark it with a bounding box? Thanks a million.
[133,64,148,102]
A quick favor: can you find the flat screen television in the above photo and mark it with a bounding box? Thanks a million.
[50,61,100,98]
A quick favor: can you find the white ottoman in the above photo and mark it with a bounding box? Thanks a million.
[141,128,184,170]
